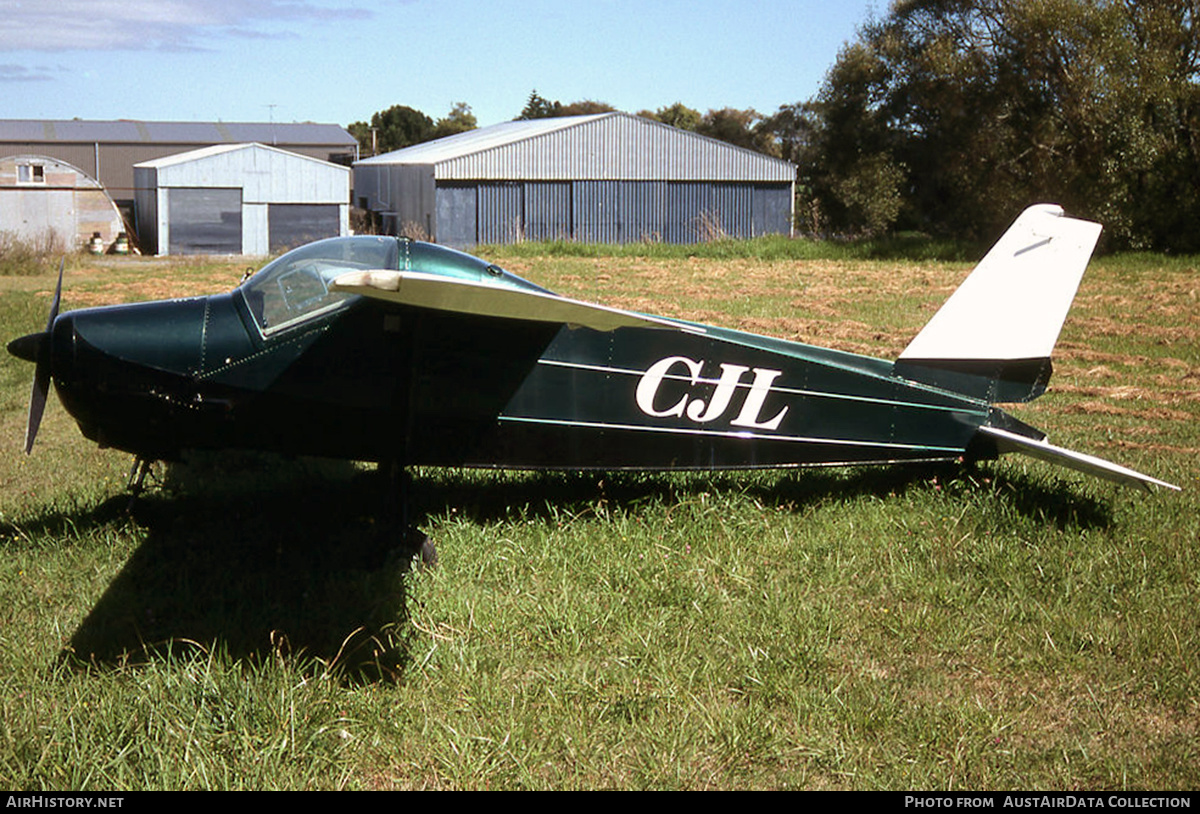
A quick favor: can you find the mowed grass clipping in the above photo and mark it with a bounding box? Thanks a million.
[0,246,1196,790]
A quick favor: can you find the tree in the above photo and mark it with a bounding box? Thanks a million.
[348,104,434,155]
[758,103,817,165]
[516,91,616,119]
[430,102,478,140]
[516,90,563,120]
[695,108,778,155]
[347,120,374,155]
[802,0,1200,249]
[639,102,703,131]
[558,99,617,116]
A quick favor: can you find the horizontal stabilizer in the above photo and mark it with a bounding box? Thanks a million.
[978,426,1179,492]
[332,270,703,334]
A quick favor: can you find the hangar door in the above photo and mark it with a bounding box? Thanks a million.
[168,188,242,255]
[268,204,340,252]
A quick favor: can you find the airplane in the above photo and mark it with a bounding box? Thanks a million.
[7,204,1179,561]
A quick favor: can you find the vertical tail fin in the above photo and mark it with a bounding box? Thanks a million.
[894,204,1102,403]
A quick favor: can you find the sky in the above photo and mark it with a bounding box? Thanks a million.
[0,0,881,129]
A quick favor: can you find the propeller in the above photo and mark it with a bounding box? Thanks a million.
[6,258,64,454]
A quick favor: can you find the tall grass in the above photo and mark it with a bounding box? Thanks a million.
[480,232,978,263]
[0,231,68,276]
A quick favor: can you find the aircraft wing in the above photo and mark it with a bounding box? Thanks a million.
[977,426,1179,492]
[331,269,705,334]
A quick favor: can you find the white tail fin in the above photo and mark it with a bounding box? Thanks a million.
[895,205,1102,403]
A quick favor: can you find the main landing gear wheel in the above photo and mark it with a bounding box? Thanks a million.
[407,529,438,571]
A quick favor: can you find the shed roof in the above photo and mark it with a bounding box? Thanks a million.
[355,112,795,183]
[0,119,356,147]
[134,141,349,170]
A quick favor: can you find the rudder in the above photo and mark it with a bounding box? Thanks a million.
[894,204,1102,403]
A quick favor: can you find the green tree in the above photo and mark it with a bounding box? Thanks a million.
[803,0,1200,249]
[641,104,786,159]
[429,102,478,140]
[348,104,434,155]
[758,103,817,165]
[516,91,616,119]
[558,100,617,116]
[1102,1,1200,249]
[516,90,563,120]
[639,102,703,131]
[347,120,373,155]
[696,107,778,155]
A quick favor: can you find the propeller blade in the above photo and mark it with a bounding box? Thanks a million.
[24,358,49,454]
[46,257,64,330]
[22,258,64,454]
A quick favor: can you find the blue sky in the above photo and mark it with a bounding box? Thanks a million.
[1,0,881,128]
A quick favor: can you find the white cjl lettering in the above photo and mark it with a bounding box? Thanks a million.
[730,367,788,430]
[687,363,750,422]
[635,356,702,418]
[635,356,788,431]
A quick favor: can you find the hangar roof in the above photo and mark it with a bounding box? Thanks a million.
[357,115,611,166]
[355,112,795,183]
[0,119,356,147]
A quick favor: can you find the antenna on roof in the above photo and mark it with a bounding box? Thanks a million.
[265,104,278,145]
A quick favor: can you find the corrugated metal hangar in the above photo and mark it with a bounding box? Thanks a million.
[353,112,795,246]
[134,143,350,256]
[0,154,125,251]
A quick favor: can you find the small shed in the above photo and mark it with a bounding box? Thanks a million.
[134,143,350,256]
[354,112,796,247]
[0,154,125,251]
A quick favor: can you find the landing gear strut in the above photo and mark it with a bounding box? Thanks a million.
[125,457,154,511]
[381,460,436,570]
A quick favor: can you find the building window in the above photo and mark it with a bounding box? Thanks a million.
[17,163,45,184]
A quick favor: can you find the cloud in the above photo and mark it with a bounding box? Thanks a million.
[0,0,374,52]
[0,62,64,82]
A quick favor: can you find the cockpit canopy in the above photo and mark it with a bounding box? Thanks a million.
[239,236,547,336]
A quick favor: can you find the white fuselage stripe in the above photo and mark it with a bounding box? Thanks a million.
[497,414,963,452]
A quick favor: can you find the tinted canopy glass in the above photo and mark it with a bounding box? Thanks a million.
[241,236,400,334]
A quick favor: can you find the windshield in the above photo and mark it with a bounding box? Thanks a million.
[241,236,399,335]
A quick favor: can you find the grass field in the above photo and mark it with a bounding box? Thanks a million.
[0,242,1195,790]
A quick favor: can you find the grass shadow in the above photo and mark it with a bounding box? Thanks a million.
[408,459,1115,532]
[972,468,1116,530]
[52,455,1114,679]
[764,462,1115,531]
[58,454,415,682]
